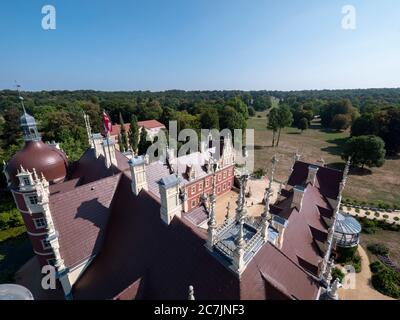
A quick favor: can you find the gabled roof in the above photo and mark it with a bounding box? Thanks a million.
[288,161,343,199]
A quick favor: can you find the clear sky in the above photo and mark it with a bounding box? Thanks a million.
[0,0,399,91]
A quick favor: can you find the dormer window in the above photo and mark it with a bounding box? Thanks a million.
[23,177,30,186]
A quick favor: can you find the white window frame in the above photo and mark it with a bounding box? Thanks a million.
[223,171,227,179]
[223,183,226,191]
[42,239,52,250]
[198,182,203,191]
[28,195,38,205]
[191,199,196,207]
[23,177,31,186]
[33,218,47,229]
[191,185,196,195]
[205,179,209,188]
[218,174,221,182]
[217,186,221,193]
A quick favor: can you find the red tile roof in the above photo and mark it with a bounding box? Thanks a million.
[110,120,165,137]
[50,174,121,268]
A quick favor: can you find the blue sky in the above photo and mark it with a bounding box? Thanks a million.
[0,0,399,91]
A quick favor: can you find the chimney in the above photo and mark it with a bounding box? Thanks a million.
[185,164,195,181]
[92,134,104,158]
[158,174,182,225]
[292,185,305,211]
[271,215,289,249]
[306,164,319,186]
[102,137,118,168]
[129,155,148,195]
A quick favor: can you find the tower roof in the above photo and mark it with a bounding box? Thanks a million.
[20,112,36,126]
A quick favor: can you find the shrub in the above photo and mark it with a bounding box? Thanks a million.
[383,214,389,219]
[355,208,360,213]
[352,254,362,273]
[394,217,399,221]
[374,212,380,218]
[331,267,345,283]
[365,211,370,216]
[367,243,389,255]
[252,168,266,179]
[371,268,400,299]
[336,246,358,263]
[370,261,385,273]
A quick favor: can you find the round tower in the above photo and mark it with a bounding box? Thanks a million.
[3,99,68,268]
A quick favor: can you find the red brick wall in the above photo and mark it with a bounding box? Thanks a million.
[186,165,235,212]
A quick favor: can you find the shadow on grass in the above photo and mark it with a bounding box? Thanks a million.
[287,132,301,135]
[327,162,372,176]
[321,137,349,156]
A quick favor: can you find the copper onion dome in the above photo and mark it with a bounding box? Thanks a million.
[5,106,68,188]
[6,140,68,188]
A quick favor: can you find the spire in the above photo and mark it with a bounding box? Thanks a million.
[188,285,195,300]
[261,187,271,241]
[15,81,27,115]
[16,83,40,142]
[207,158,218,249]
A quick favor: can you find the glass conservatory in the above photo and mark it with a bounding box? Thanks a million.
[334,211,362,248]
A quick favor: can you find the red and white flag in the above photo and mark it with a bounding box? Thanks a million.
[103,110,112,134]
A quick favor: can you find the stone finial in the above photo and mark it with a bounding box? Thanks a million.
[32,168,39,182]
[328,278,341,300]
[188,285,195,300]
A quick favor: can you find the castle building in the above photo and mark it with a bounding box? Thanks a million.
[4,107,349,300]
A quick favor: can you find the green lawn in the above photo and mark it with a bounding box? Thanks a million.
[248,117,400,207]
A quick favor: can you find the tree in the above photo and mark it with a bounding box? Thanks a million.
[342,135,386,169]
[267,108,279,147]
[321,99,359,129]
[226,96,249,119]
[331,114,351,131]
[253,96,272,111]
[275,105,293,147]
[138,127,152,155]
[351,113,378,137]
[200,108,219,129]
[219,106,247,133]
[119,112,129,152]
[1,108,22,147]
[298,117,308,132]
[248,107,256,117]
[129,115,139,153]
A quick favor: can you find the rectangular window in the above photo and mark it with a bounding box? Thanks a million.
[205,179,209,188]
[223,183,226,191]
[228,181,231,188]
[218,174,221,182]
[47,258,56,266]
[198,182,203,191]
[33,218,47,229]
[223,171,227,179]
[42,239,51,250]
[23,177,30,185]
[228,168,232,176]
[28,195,38,205]
[191,199,196,207]
[191,185,196,195]
[217,186,221,193]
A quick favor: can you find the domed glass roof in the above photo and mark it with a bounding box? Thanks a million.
[335,211,361,235]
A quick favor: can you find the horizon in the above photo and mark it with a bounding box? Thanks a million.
[1,0,400,91]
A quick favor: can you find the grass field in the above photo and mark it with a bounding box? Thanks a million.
[247,115,400,206]
[360,231,400,267]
